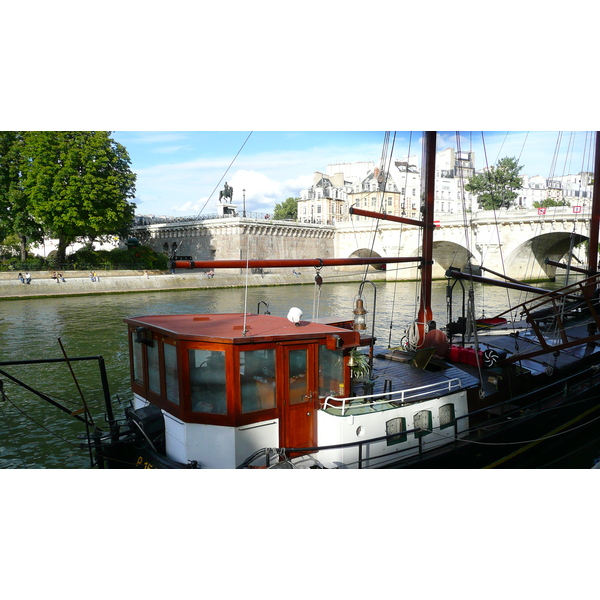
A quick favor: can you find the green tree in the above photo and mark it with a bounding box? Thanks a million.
[465,156,524,210]
[273,197,298,220]
[22,131,136,262]
[533,198,569,208]
[0,132,44,260]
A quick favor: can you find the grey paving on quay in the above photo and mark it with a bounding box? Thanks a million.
[0,269,372,299]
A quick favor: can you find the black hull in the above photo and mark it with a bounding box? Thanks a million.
[98,438,195,469]
[392,382,600,469]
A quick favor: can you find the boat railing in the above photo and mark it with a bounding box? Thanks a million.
[322,377,463,415]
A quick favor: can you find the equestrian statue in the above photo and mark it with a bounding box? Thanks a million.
[219,182,233,202]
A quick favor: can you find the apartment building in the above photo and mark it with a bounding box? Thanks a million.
[297,150,594,222]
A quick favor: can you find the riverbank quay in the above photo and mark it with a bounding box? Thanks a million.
[0,268,380,300]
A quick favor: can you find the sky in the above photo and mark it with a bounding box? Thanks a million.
[5,4,597,221]
[110,131,597,218]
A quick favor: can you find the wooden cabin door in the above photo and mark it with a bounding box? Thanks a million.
[281,344,317,452]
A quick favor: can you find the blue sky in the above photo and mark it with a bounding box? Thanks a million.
[3,1,597,220]
[110,131,597,218]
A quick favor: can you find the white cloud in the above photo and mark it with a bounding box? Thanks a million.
[134,158,317,216]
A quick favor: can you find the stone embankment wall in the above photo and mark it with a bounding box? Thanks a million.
[135,218,336,264]
[0,268,374,299]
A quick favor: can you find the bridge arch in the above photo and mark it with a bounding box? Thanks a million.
[431,240,477,272]
[349,248,385,270]
[503,231,588,280]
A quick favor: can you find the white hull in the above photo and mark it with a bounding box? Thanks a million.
[135,389,469,469]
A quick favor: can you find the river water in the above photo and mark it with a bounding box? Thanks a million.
[0,277,592,468]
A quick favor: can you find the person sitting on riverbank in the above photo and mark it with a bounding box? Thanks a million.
[52,271,58,281]
[24,272,31,284]
[17,272,24,283]
[58,273,66,282]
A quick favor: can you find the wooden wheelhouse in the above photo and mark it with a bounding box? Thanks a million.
[125,312,360,467]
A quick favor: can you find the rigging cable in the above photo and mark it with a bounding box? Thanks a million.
[478,132,521,327]
[312,262,323,321]
[360,132,395,283]
[195,132,253,219]
[454,133,486,389]
[388,132,413,348]
[242,232,251,336]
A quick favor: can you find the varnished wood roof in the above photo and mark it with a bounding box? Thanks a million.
[124,313,361,346]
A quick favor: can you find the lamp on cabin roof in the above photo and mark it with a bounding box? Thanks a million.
[352,295,367,331]
[287,306,303,326]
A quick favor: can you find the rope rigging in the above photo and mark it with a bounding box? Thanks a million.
[195,132,253,219]
[388,132,413,348]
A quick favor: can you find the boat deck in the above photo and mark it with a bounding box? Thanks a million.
[349,312,600,407]
[350,346,480,401]
[475,318,600,373]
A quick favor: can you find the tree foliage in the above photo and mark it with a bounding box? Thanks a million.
[0,131,136,262]
[465,157,524,210]
[66,245,168,270]
[273,197,298,220]
[533,198,569,208]
[0,132,44,259]
[22,132,136,261]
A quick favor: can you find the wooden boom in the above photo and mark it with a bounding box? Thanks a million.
[171,256,422,270]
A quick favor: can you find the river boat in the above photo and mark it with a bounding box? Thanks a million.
[3,131,600,468]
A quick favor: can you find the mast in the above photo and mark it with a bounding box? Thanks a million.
[416,131,437,344]
[586,131,600,298]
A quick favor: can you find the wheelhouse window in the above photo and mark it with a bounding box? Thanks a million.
[147,335,160,395]
[164,341,179,405]
[131,330,144,386]
[288,349,308,405]
[189,349,227,414]
[240,348,276,413]
[318,345,344,398]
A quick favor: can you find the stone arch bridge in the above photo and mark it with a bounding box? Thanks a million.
[132,210,592,281]
[335,209,592,281]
